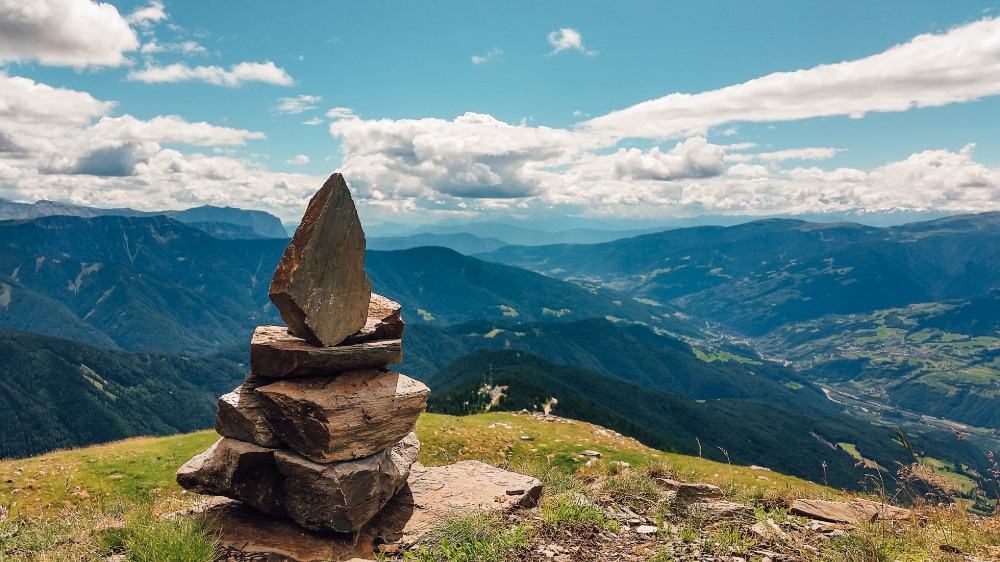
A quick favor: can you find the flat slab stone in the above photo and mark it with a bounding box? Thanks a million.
[173,460,542,560]
[256,370,429,463]
[250,325,402,378]
[343,293,404,345]
[790,498,912,524]
[269,173,372,347]
[215,383,284,448]
[176,433,420,533]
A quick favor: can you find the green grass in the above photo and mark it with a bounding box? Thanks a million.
[405,512,533,562]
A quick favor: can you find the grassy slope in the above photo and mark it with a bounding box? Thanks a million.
[0,412,834,517]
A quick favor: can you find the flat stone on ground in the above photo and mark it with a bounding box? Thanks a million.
[790,498,912,524]
[269,173,372,347]
[256,370,429,463]
[172,460,542,561]
[250,325,402,378]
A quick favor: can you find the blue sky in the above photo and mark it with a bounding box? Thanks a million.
[1,1,999,224]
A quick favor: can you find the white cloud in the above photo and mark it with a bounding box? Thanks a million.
[0,0,138,67]
[286,154,310,166]
[325,107,357,120]
[127,61,294,87]
[585,17,1000,139]
[139,39,205,55]
[275,95,322,114]
[547,28,596,56]
[725,147,841,163]
[471,47,503,65]
[89,115,265,146]
[0,72,113,125]
[126,0,167,27]
[301,117,324,126]
[611,137,726,181]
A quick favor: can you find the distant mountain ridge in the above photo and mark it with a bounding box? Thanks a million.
[481,212,1000,335]
[0,198,287,239]
[0,215,679,354]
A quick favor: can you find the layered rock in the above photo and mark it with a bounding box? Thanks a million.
[250,324,402,378]
[256,370,429,463]
[342,293,404,345]
[177,433,420,532]
[269,173,372,347]
[168,460,544,560]
[215,383,283,448]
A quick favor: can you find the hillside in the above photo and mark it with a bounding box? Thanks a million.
[368,232,507,254]
[0,331,245,459]
[0,198,287,239]
[481,213,1000,335]
[0,216,676,355]
[424,350,990,491]
[3,413,998,561]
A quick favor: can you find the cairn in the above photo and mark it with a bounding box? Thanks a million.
[174,173,541,561]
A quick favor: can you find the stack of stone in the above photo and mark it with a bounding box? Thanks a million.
[176,173,431,535]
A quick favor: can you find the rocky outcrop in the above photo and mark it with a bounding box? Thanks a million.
[256,370,429,463]
[250,325,402,378]
[176,433,419,533]
[269,173,372,347]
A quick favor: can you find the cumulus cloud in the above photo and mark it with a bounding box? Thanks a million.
[89,115,265,146]
[325,107,357,120]
[611,137,726,181]
[286,154,310,166]
[301,117,324,126]
[725,147,842,163]
[275,95,322,114]
[471,47,503,65]
[126,0,167,28]
[0,0,138,67]
[127,61,294,87]
[584,17,1000,139]
[547,28,596,56]
[139,39,205,55]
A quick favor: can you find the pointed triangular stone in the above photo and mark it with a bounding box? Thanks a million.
[269,173,372,347]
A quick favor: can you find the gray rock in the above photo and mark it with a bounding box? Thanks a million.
[256,369,429,463]
[250,325,402,378]
[269,173,372,347]
[342,293,404,345]
[214,384,284,448]
[276,432,420,532]
[176,433,420,533]
[176,438,285,516]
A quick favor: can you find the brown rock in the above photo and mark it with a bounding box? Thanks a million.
[250,325,402,378]
[790,498,912,524]
[685,500,752,521]
[176,434,420,533]
[276,432,420,532]
[176,438,285,516]
[169,460,542,560]
[256,370,429,463]
[342,293,404,345]
[369,460,543,546]
[269,173,372,347]
[658,478,725,505]
[214,384,283,448]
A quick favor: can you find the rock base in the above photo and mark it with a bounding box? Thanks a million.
[174,460,543,562]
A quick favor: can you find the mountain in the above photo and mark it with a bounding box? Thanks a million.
[0,216,681,354]
[0,198,287,239]
[0,330,245,459]
[481,213,1000,335]
[368,232,507,255]
[401,318,807,406]
[367,220,669,246]
[426,350,986,489]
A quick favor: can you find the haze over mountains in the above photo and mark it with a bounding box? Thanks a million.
[1,204,998,495]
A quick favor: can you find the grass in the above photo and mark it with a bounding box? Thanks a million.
[405,512,533,562]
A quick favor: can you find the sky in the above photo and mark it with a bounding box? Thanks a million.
[1,1,999,226]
